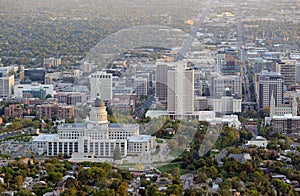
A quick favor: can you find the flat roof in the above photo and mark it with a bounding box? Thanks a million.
[32,134,58,142]
[128,135,153,142]
[109,123,139,129]
[59,123,87,128]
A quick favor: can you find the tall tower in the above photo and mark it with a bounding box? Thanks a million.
[0,75,14,98]
[90,71,112,101]
[167,62,194,118]
[276,61,296,90]
[258,71,283,109]
[155,63,170,103]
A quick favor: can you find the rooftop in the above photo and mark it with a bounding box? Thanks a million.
[59,123,87,128]
[128,135,153,142]
[109,123,139,129]
[32,134,58,142]
[273,114,300,120]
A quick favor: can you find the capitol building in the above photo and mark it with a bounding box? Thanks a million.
[32,98,156,161]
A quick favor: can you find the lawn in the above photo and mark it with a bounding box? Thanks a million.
[157,162,186,175]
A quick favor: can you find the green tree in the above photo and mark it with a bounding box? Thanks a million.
[166,184,183,196]
[47,172,63,183]
[61,188,77,196]
[171,167,181,179]
[116,182,128,196]
[113,146,122,161]
[168,139,179,151]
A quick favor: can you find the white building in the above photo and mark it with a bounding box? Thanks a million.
[90,71,112,101]
[167,62,194,118]
[210,95,242,114]
[44,57,61,67]
[212,75,242,98]
[0,75,14,98]
[14,83,54,98]
[198,111,242,130]
[270,93,298,118]
[32,98,156,161]
[246,136,268,148]
[81,62,95,73]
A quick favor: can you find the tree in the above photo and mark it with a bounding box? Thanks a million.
[45,94,52,99]
[166,184,183,196]
[113,146,122,162]
[147,184,161,196]
[61,188,77,196]
[15,189,33,196]
[194,172,207,183]
[168,139,179,151]
[15,175,23,186]
[134,163,144,171]
[47,172,63,183]
[171,167,181,179]
[116,182,128,196]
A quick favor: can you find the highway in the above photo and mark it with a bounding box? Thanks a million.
[174,0,217,62]
[237,1,251,102]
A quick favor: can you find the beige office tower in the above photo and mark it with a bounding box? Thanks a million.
[167,62,194,118]
[276,61,296,90]
[0,75,14,98]
[90,71,112,101]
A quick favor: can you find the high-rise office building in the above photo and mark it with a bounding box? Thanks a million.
[296,63,300,83]
[167,62,194,117]
[90,71,112,101]
[212,75,242,98]
[134,77,148,96]
[216,51,226,73]
[258,71,283,109]
[221,54,240,76]
[155,63,170,103]
[0,75,14,98]
[276,61,296,90]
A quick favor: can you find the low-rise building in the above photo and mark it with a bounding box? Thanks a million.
[14,83,54,99]
[54,92,86,105]
[36,104,74,120]
[272,114,300,134]
[246,136,268,148]
[4,104,23,118]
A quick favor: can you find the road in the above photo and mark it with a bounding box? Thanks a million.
[174,0,217,62]
[0,130,23,140]
[134,94,155,119]
[237,1,251,102]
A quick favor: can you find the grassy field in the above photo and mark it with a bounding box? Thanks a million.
[157,162,185,175]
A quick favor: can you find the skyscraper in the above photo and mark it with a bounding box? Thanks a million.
[0,75,14,98]
[221,54,240,76]
[216,51,226,73]
[155,63,169,103]
[258,71,283,109]
[212,75,242,98]
[167,62,194,117]
[90,71,112,101]
[134,77,148,96]
[296,63,300,83]
[276,61,296,90]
